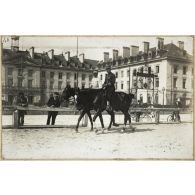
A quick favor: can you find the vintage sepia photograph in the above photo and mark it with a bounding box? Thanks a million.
[0,35,194,160]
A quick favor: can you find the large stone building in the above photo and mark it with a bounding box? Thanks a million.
[97,38,193,106]
[1,36,98,105]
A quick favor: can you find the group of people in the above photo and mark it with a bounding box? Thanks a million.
[14,64,182,126]
[15,91,61,126]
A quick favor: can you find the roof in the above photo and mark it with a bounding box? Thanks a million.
[2,48,95,71]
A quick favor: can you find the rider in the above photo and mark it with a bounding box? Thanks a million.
[102,64,116,111]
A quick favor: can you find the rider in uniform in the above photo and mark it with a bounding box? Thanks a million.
[102,64,116,110]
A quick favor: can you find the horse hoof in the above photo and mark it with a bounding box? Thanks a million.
[113,123,119,127]
[95,129,99,133]
[90,129,93,132]
[120,128,125,133]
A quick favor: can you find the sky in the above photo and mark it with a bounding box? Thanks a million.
[2,36,193,61]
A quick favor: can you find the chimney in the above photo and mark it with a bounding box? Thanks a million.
[143,42,150,53]
[104,52,109,62]
[79,53,85,63]
[65,51,70,61]
[130,45,139,56]
[11,36,19,52]
[123,47,130,58]
[178,41,184,50]
[29,47,35,59]
[113,49,119,61]
[157,37,164,50]
[48,49,54,60]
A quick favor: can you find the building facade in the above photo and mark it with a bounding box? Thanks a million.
[97,38,193,106]
[2,36,97,105]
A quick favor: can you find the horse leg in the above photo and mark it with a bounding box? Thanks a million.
[86,110,93,131]
[126,110,135,131]
[106,110,114,130]
[99,113,104,129]
[75,110,86,132]
[93,108,101,122]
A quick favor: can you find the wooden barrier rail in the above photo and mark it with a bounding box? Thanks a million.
[10,106,192,129]
[13,106,88,128]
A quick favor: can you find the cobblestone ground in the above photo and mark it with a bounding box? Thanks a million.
[2,114,193,160]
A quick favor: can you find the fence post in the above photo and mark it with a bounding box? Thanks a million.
[13,110,19,128]
[82,114,88,127]
[155,111,160,124]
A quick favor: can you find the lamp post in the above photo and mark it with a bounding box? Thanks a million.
[162,87,165,106]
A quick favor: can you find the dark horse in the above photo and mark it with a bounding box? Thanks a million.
[93,90,135,131]
[62,87,118,132]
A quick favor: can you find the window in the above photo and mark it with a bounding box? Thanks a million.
[8,95,13,105]
[18,78,23,87]
[8,68,13,76]
[115,72,118,78]
[41,71,46,78]
[173,94,177,103]
[121,81,124,89]
[155,77,159,88]
[28,96,33,104]
[148,67,152,74]
[140,94,143,103]
[127,81,130,90]
[50,72,54,79]
[8,78,13,87]
[155,93,158,104]
[173,78,177,88]
[67,72,71,80]
[100,74,103,80]
[58,81,62,90]
[82,83,85,89]
[74,82,77,88]
[127,70,130,77]
[140,67,143,73]
[183,67,187,75]
[133,79,137,88]
[41,80,46,88]
[173,66,178,74]
[115,82,118,90]
[147,94,151,104]
[121,71,124,77]
[50,81,54,89]
[28,70,33,77]
[18,69,23,76]
[89,75,93,81]
[74,73,77,80]
[183,79,186,89]
[28,80,33,88]
[133,69,137,76]
[59,72,62,79]
[82,74,86,81]
[155,66,159,73]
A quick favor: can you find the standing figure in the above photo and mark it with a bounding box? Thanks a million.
[46,92,60,125]
[102,64,116,110]
[174,98,182,122]
[15,92,28,126]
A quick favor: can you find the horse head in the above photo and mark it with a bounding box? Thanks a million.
[62,86,76,102]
